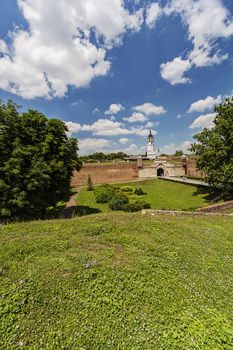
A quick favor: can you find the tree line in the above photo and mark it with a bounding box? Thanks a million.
[80,152,128,163]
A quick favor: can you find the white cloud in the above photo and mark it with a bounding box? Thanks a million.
[78,138,146,155]
[0,0,144,99]
[160,57,192,85]
[123,143,146,155]
[134,102,166,115]
[82,118,130,136]
[105,103,125,115]
[160,140,192,155]
[123,112,147,123]
[93,108,100,114]
[119,138,129,144]
[177,114,182,119]
[188,95,222,113]
[145,121,159,128]
[0,40,8,54]
[189,113,217,129]
[162,0,233,84]
[66,118,158,137]
[130,126,157,137]
[79,138,112,154]
[65,121,82,134]
[145,2,162,29]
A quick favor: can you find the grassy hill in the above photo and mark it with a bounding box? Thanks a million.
[77,179,213,213]
[1,213,233,349]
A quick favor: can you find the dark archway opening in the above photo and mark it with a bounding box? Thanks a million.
[157,168,164,177]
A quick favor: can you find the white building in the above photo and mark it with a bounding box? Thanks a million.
[146,130,156,159]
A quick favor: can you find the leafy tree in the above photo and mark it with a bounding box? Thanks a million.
[174,150,184,156]
[0,100,82,220]
[190,97,233,195]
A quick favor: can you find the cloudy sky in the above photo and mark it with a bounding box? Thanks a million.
[0,0,233,155]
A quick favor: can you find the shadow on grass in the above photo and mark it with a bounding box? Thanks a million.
[60,205,102,219]
[192,186,225,203]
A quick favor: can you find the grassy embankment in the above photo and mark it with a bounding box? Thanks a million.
[77,179,213,213]
[1,213,233,349]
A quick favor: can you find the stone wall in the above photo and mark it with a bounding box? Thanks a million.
[71,163,139,187]
[185,157,205,178]
[138,167,156,178]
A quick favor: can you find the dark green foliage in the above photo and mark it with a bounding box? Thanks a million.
[134,200,151,209]
[122,203,141,212]
[87,174,93,191]
[191,97,233,196]
[81,151,127,163]
[134,187,146,195]
[120,185,133,193]
[109,193,129,210]
[0,100,82,221]
[123,200,151,212]
[94,184,118,203]
[174,150,184,156]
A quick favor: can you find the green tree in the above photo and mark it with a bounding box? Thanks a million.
[190,97,233,195]
[0,100,82,220]
[174,150,184,156]
[87,174,93,191]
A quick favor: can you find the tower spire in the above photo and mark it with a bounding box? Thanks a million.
[147,130,156,159]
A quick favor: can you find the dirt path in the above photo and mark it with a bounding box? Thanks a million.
[66,191,79,207]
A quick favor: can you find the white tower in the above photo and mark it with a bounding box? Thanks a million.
[147,130,156,159]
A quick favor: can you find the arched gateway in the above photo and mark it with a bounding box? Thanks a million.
[157,168,164,177]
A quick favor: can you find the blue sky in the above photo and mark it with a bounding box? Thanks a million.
[0,0,233,155]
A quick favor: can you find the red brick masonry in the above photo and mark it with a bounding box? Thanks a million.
[71,163,139,187]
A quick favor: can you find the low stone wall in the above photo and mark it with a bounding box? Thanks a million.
[71,163,139,187]
[197,201,233,213]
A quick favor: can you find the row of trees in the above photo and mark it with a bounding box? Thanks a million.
[0,101,82,221]
[80,152,127,163]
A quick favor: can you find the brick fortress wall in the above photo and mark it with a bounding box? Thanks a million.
[185,157,206,178]
[71,163,139,187]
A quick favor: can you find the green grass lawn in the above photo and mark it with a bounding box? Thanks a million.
[1,213,233,349]
[77,179,212,213]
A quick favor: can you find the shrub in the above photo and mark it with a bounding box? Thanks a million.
[96,192,110,203]
[109,193,129,211]
[87,175,93,191]
[122,203,141,212]
[135,200,151,209]
[121,186,133,193]
[122,201,151,212]
[134,188,146,195]
[94,184,117,203]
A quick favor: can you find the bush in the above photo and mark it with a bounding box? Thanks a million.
[109,194,129,211]
[135,200,151,209]
[96,192,110,203]
[134,188,146,195]
[94,184,117,203]
[87,175,93,191]
[122,201,151,212]
[122,203,141,212]
[121,186,133,193]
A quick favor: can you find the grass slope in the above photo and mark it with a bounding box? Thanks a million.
[1,213,233,349]
[77,180,210,213]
